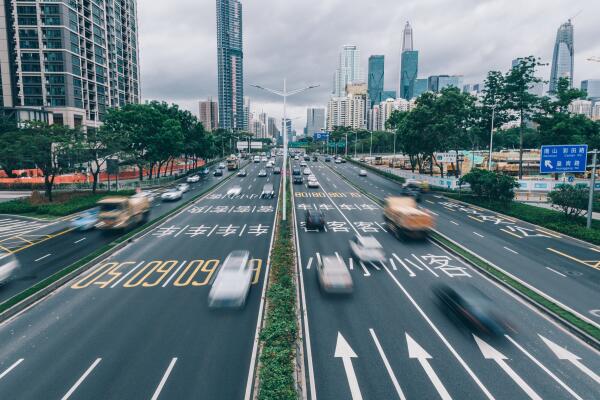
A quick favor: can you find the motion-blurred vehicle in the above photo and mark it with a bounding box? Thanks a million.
[305,209,325,230]
[292,167,301,176]
[293,175,304,185]
[213,169,223,177]
[97,195,151,230]
[176,183,190,193]
[304,155,311,161]
[312,155,318,162]
[273,166,281,174]
[160,188,184,202]
[307,178,319,188]
[349,235,385,263]
[258,169,267,177]
[359,169,367,177]
[383,197,434,240]
[317,256,353,294]
[71,208,99,231]
[237,169,247,177]
[208,250,253,308]
[433,283,509,336]
[132,190,157,205]
[325,156,332,162]
[341,158,346,163]
[303,168,311,175]
[400,182,422,202]
[200,168,210,176]
[186,175,200,183]
[261,183,275,199]
[0,254,20,285]
[227,185,242,197]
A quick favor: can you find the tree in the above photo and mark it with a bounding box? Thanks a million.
[459,169,519,203]
[0,116,24,177]
[502,56,543,179]
[81,127,122,193]
[548,185,588,218]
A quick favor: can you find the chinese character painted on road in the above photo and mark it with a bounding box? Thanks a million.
[248,224,270,236]
[319,204,334,211]
[256,205,274,213]
[354,222,379,233]
[188,206,209,214]
[503,225,549,238]
[185,225,214,237]
[216,224,239,237]
[153,225,180,237]
[359,204,379,211]
[477,215,511,225]
[421,255,471,278]
[327,221,349,232]
[297,204,313,211]
[211,206,230,213]
[340,204,356,211]
[233,206,252,213]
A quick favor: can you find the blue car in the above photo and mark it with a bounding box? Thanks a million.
[71,208,99,231]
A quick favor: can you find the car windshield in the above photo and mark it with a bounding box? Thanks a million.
[263,184,273,191]
[99,203,124,212]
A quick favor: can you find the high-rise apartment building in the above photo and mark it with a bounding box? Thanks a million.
[399,22,418,100]
[549,20,574,93]
[0,0,140,128]
[305,108,325,137]
[199,98,219,131]
[267,116,279,138]
[216,0,245,131]
[581,80,600,100]
[327,83,368,131]
[333,45,361,97]
[367,55,384,107]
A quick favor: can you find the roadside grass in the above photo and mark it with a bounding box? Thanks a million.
[258,179,298,400]
[444,193,600,245]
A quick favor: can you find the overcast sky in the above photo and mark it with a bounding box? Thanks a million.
[137,0,600,131]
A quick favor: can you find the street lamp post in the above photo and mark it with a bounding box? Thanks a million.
[488,105,496,171]
[370,131,373,158]
[250,80,319,221]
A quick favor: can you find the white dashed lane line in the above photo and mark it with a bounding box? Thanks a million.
[34,254,52,262]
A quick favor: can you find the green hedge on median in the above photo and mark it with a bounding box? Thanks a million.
[345,157,406,185]
[258,181,297,400]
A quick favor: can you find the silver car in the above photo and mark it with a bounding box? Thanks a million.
[209,251,253,308]
[227,185,242,197]
[349,235,385,263]
[0,254,20,285]
[317,256,353,294]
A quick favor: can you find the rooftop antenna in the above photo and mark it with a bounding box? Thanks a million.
[568,9,583,22]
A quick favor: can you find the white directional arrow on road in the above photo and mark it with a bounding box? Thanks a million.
[539,335,600,385]
[335,332,363,400]
[406,333,452,400]
[474,335,542,400]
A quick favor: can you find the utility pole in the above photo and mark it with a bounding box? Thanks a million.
[587,150,598,229]
[488,105,496,170]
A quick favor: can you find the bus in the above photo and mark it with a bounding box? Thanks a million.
[226,155,239,170]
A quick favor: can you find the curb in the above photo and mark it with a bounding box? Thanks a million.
[0,166,239,324]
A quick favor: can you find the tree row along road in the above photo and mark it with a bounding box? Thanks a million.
[0,167,238,306]
[294,160,599,400]
[0,161,279,399]
[331,161,600,327]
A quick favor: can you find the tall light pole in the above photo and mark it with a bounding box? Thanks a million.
[370,131,373,159]
[488,105,496,171]
[251,80,319,221]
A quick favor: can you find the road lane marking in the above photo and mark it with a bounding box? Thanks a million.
[547,247,600,270]
[404,257,423,271]
[392,254,415,277]
[473,232,485,238]
[34,253,51,262]
[504,246,519,255]
[539,334,600,385]
[74,238,87,244]
[412,254,439,277]
[505,335,583,400]
[468,215,483,223]
[500,228,522,239]
[239,224,247,237]
[61,358,102,400]
[428,210,439,216]
[406,334,451,400]
[151,358,178,400]
[545,267,566,277]
[349,258,354,270]
[0,359,23,381]
[389,258,398,271]
[370,329,407,400]
[315,252,322,267]
[369,262,381,271]
[335,333,363,400]
[161,260,187,288]
[359,261,371,277]
[174,225,188,237]
[110,261,145,288]
[425,200,435,204]
[374,222,388,232]
[450,221,459,226]
[536,229,561,238]
[306,257,313,270]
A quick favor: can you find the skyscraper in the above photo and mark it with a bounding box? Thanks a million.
[368,55,385,107]
[582,80,600,101]
[333,45,361,97]
[0,0,140,128]
[400,22,418,100]
[199,98,219,132]
[216,0,245,131]
[414,79,428,98]
[306,108,325,137]
[549,20,574,93]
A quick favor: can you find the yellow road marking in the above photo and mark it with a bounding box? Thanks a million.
[589,247,600,253]
[500,228,522,239]
[15,236,33,244]
[468,215,484,223]
[536,229,561,239]
[10,228,75,255]
[0,245,13,254]
[547,248,600,271]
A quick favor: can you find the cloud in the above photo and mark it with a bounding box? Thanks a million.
[137,0,600,130]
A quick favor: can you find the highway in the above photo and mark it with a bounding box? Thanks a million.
[294,159,600,399]
[330,160,600,327]
[0,161,279,399]
[0,167,237,305]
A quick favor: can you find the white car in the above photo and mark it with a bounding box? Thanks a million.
[261,156,268,162]
[208,251,253,308]
[253,156,260,163]
[307,179,319,188]
[349,235,385,263]
[0,254,19,285]
[161,188,183,201]
[227,185,242,197]
[359,169,367,177]
[335,158,342,164]
[176,183,190,193]
[266,161,274,168]
[300,161,307,168]
[261,183,275,199]
[218,162,226,169]
[303,168,311,175]
[317,256,353,294]
[186,175,200,183]
[258,169,267,177]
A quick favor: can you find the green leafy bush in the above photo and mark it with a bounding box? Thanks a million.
[548,185,589,218]
[346,157,406,185]
[459,169,519,202]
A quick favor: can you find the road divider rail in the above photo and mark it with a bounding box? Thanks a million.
[0,165,241,324]
[323,160,600,349]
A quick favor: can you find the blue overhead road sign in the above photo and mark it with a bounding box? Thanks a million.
[313,132,329,141]
[540,145,588,173]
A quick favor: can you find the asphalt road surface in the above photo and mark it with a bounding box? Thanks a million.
[0,168,238,305]
[0,161,279,399]
[294,159,600,400]
[330,160,600,328]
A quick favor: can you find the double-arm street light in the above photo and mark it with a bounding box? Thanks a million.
[250,80,319,221]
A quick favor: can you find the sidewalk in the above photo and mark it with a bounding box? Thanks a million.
[519,200,600,220]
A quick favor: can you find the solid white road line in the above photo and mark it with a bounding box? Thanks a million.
[74,237,87,244]
[306,257,314,270]
[359,261,371,277]
[0,359,24,381]
[389,258,398,271]
[505,335,583,400]
[370,329,407,400]
[316,252,322,267]
[412,254,439,277]
[111,261,145,288]
[393,254,415,277]
[34,254,51,262]
[349,258,354,270]
[151,358,178,400]
[161,260,187,288]
[545,267,566,277]
[473,232,485,238]
[450,221,459,226]
[425,200,435,204]
[61,358,102,400]
[504,246,519,255]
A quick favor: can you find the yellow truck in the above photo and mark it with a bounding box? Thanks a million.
[97,195,150,231]
[226,155,239,170]
[383,197,434,240]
